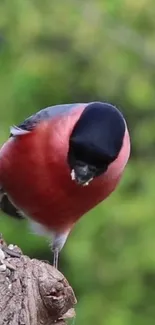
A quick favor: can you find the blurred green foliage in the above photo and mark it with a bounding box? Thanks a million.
[0,1,155,324]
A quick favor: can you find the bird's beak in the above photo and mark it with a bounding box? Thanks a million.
[70,164,94,186]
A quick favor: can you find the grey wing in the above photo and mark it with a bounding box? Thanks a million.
[14,103,84,133]
[0,192,25,220]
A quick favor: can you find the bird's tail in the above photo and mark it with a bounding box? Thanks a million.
[0,191,25,220]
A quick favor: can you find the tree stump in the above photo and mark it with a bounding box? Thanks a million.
[0,237,77,325]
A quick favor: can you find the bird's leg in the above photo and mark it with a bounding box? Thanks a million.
[51,230,70,269]
[52,247,59,269]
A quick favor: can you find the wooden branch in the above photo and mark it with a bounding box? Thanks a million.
[0,236,77,325]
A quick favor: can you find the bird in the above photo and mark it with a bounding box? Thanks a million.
[0,102,130,268]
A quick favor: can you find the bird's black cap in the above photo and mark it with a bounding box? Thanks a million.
[68,102,125,185]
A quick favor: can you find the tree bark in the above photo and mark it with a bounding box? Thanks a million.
[0,237,77,325]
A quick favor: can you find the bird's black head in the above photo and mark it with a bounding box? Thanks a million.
[68,102,125,186]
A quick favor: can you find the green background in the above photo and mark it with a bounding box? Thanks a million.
[0,1,155,324]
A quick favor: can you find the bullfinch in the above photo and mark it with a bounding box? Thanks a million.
[0,102,130,268]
